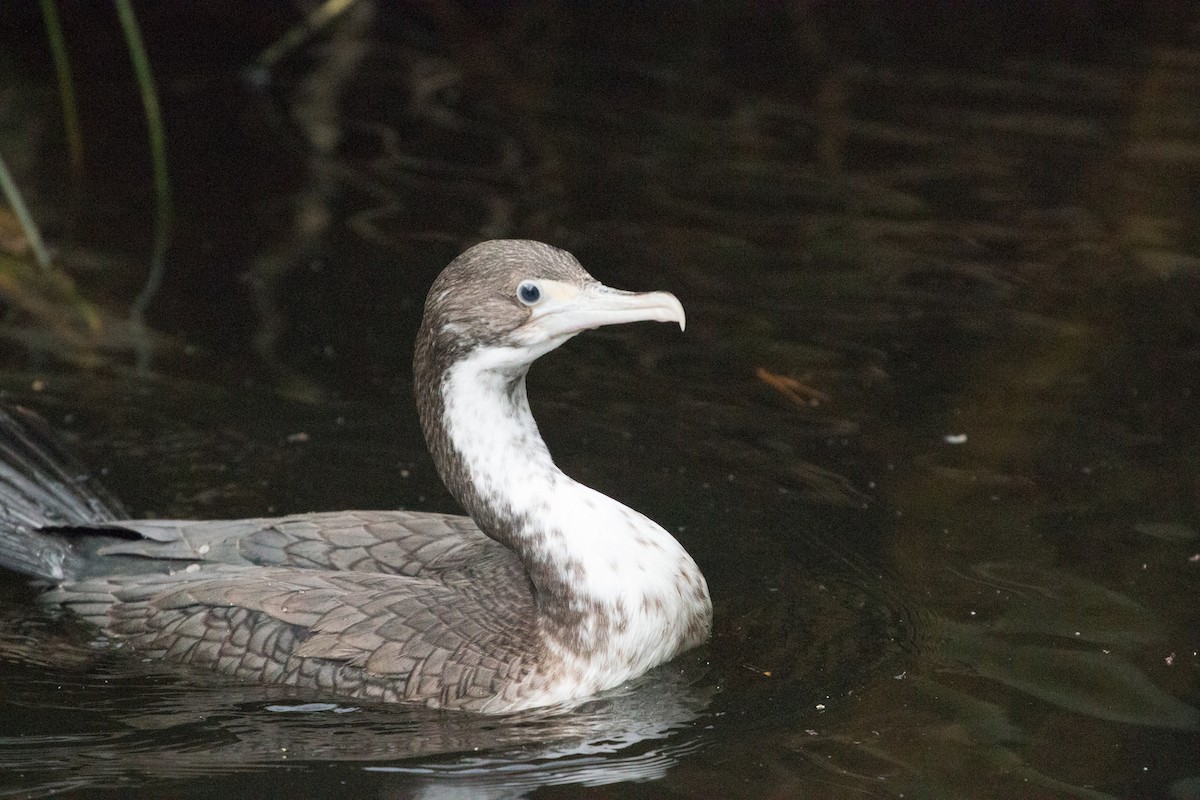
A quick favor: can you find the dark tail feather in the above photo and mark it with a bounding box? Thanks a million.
[0,406,126,582]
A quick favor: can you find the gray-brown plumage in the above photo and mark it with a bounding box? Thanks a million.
[0,241,711,713]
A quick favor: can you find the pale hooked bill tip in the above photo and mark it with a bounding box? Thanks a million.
[635,290,686,332]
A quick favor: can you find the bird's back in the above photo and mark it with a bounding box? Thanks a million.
[0,407,545,711]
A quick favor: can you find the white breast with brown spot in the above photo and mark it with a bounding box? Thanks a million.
[441,347,712,708]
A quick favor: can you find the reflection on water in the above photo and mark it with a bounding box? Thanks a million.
[0,589,713,798]
[0,3,1198,799]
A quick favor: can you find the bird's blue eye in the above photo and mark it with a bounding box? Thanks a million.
[517,281,542,305]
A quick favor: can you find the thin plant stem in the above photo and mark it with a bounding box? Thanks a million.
[0,149,53,270]
[38,0,83,183]
[258,0,359,68]
[114,1,171,310]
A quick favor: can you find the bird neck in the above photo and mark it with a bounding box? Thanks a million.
[414,340,711,667]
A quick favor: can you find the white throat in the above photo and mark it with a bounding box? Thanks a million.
[440,346,712,692]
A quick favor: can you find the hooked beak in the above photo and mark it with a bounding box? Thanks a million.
[523,282,686,341]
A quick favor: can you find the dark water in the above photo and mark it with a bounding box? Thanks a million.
[1,4,1198,798]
